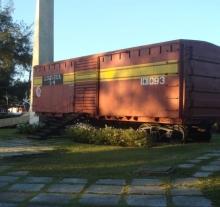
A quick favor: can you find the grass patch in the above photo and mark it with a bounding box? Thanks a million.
[4,134,219,180]
[0,128,24,139]
[0,129,220,206]
[202,174,220,207]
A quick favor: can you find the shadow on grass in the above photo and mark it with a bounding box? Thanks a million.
[5,135,219,180]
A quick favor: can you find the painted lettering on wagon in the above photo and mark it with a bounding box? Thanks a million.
[43,74,63,86]
[140,76,165,86]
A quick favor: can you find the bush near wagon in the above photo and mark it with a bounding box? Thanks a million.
[65,123,152,147]
[17,123,44,134]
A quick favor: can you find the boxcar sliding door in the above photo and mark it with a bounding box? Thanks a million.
[74,57,99,116]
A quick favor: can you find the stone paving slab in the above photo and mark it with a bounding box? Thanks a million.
[7,171,29,176]
[96,179,126,186]
[128,186,165,195]
[172,196,212,207]
[85,185,123,195]
[136,166,173,176]
[131,179,162,186]
[30,193,74,204]
[59,178,87,184]
[0,166,12,173]
[196,156,211,160]
[201,165,220,172]
[0,139,30,147]
[210,160,220,165]
[0,153,23,159]
[0,203,18,207]
[188,159,201,164]
[0,192,32,202]
[172,178,199,186]
[193,171,213,178]
[209,150,220,153]
[0,183,8,189]
[126,195,167,207]
[0,176,19,183]
[47,184,85,194]
[206,153,220,157]
[171,188,202,196]
[178,164,194,169]
[23,177,53,184]
[27,204,61,207]
[80,194,120,206]
[9,183,45,192]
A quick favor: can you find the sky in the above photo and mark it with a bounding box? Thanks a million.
[8,0,220,61]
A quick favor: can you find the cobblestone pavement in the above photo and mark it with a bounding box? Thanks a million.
[0,138,219,206]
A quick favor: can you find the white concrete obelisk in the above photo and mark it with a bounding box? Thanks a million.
[30,0,54,124]
[32,0,54,66]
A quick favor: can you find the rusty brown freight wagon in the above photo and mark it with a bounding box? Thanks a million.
[32,39,220,141]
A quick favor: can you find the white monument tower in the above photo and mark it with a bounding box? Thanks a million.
[32,0,54,66]
[30,0,54,124]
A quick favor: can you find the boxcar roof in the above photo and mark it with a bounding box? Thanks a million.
[34,39,219,67]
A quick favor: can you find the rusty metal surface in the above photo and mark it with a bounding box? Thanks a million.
[33,84,74,113]
[182,40,220,123]
[99,78,180,122]
[74,57,98,115]
[99,40,181,124]
[33,60,74,113]
[32,39,220,125]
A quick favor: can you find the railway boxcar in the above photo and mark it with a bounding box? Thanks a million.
[32,40,220,141]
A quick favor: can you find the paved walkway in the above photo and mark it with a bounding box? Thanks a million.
[0,173,213,207]
[0,138,219,206]
[0,113,29,128]
[0,138,64,159]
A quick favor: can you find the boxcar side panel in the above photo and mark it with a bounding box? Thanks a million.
[99,43,182,124]
[184,41,220,122]
[33,61,75,114]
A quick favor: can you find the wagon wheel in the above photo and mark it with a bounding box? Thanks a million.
[138,123,153,132]
[138,124,160,142]
[197,128,212,142]
[150,130,160,142]
[187,125,212,142]
[171,126,186,144]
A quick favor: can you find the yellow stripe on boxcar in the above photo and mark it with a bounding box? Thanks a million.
[63,73,75,84]
[33,77,42,86]
[63,70,98,84]
[100,61,178,81]
[37,60,179,85]
[75,71,98,82]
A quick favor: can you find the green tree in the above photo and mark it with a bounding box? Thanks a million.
[8,80,29,104]
[0,1,32,108]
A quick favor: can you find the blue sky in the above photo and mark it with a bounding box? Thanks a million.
[10,0,220,61]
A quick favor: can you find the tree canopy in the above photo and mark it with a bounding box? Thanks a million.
[0,2,32,108]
